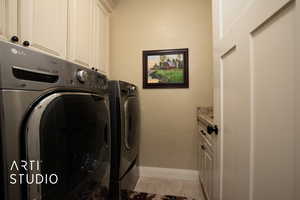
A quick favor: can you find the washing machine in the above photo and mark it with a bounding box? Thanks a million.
[0,40,111,200]
[108,81,140,200]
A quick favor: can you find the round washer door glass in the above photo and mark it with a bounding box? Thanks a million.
[26,92,110,200]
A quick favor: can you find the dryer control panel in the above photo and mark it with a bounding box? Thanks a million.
[120,81,138,97]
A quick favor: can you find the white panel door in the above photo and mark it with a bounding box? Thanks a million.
[93,0,110,75]
[68,0,94,68]
[0,0,18,41]
[213,0,299,200]
[20,0,68,58]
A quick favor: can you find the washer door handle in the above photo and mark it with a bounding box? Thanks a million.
[104,122,109,148]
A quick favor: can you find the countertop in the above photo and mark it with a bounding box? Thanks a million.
[197,106,214,126]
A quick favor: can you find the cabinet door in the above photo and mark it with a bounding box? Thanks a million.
[0,0,17,41]
[93,0,110,75]
[0,0,6,40]
[68,0,94,68]
[204,148,213,200]
[20,0,68,58]
[198,139,204,183]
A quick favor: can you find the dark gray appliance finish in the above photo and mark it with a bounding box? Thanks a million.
[109,81,140,200]
[0,40,111,200]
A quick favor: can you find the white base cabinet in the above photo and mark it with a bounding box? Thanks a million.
[198,123,216,200]
[203,147,213,199]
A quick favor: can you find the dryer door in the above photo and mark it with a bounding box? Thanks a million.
[124,96,140,152]
[25,92,110,200]
[119,94,140,178]
[0,137,3,200]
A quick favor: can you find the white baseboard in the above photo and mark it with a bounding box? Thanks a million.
[139,166,199,181]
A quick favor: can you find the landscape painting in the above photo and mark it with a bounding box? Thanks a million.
[143,49,189,88]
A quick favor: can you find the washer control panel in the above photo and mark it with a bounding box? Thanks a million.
[70,66,108,92]
[76,70,88,83]
[0,40,108,93]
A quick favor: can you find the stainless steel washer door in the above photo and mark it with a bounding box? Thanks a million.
[25,92,110,200]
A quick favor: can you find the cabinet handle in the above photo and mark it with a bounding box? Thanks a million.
[207,125,219,135]
[104,122,109,149]
[23,41,30,47]
[214,125,219,135]
[11,36,19,43]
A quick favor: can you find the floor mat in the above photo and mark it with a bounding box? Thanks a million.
[122,190,196,200]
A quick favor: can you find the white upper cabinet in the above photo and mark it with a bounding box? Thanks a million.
[68,0,94,68]
[0,0,110,73]
[0,0,18,41]
[20,0,68,58]
[93,0,110,75]
[0,0,6,40]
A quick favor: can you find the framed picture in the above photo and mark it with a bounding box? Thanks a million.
[143,48,189,89]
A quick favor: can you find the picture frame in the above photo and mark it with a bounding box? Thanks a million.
[143,48,189,89]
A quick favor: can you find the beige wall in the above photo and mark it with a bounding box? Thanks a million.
[110,0,213,170]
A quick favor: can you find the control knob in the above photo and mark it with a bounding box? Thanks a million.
[76,70,88,83]
[129,86,136,92]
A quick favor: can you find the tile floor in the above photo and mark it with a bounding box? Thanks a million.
[134,177,204,200]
